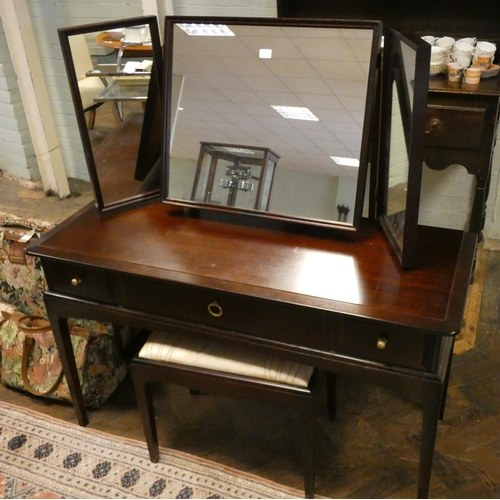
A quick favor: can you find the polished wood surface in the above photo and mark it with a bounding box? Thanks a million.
[31,202,474,330]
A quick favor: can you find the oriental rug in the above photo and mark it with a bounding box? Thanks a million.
[0,402,300,499]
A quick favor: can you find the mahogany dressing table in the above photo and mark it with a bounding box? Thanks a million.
[27,202,476,499]
[47,15,479,499]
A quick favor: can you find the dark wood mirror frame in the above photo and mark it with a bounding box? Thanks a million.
[161,16,383,232]
[58,16,164,215]
[379,29,431,269]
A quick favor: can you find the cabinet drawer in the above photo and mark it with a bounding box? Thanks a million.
[121,276,329,350]
[425,102,487,151]
[334,318,439,371]
[43,261,116,303]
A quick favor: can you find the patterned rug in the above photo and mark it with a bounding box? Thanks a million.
[0,402,300,499]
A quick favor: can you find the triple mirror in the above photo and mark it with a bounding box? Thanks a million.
[58,16,163,214]
[379,29,431,269]
[162,17,382,231]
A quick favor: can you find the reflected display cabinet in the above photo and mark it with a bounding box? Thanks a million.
[27,13,479,500]
[190,143,280,210]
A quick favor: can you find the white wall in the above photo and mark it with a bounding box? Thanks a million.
[0,20,38,180]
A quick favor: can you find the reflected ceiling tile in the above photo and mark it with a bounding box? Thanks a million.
[264,59,319,78]
[204,101,244,114]
[284,27,344,39]
[178,55,231,75]
[347,38,374,62]
[202,74,249,90]
[292,37,352,61]
[309,60,367,81]
[280,77,332,96]
[202,37,255,58]
[326,80,368,97]
[237,102,277,117]
[337,95,367,112]
[258,91,304,107]
[242,76,290,92]
[323,121,362,134]
[219,88,265,104]
[240,36,305,60]
[221,56,274,76]
[299,94,345,111]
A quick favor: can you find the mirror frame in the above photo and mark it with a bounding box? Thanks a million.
[58,16,164,214]
[162,16,383,232]
[379,28,431,269]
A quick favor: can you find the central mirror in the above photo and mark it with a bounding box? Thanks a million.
[163,17,382,230]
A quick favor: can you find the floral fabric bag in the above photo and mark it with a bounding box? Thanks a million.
[0,310,127,408]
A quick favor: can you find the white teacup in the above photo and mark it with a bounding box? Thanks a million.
[422,35,436,45]
[435,36,455,51]
[472,41,496,65]
[452,41,474,58]
[457,37,477,46]
[449,53,471,68]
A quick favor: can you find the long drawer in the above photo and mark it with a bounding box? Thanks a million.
[120,274,330,350]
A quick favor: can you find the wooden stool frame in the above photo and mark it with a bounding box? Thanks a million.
[131,357,323,498]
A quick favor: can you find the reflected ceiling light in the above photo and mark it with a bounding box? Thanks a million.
[330,156,360,167]
[177,23,235,36]
[259,48,272,59]
[271,105,319,121]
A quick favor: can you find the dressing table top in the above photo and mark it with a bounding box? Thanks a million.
[29,202,476,335]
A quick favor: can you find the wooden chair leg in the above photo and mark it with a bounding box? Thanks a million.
[87,108,96,129]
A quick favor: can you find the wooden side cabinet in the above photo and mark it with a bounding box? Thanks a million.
[424,76,500,235]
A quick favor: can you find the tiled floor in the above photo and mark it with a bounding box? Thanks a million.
[1,174,499,498]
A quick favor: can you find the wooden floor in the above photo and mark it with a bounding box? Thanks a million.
[1,245,499,499]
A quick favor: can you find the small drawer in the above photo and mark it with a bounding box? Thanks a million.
[334,318,439,371]
[43,260,116,303]
[425,103,487,151]
[121,276,329,350]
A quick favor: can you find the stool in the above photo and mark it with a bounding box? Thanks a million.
[130,330,323,498]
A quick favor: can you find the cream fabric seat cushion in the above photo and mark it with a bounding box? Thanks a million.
[139,331,315,388]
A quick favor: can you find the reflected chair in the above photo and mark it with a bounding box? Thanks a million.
[68,34,105,128]
[131,330,328,499]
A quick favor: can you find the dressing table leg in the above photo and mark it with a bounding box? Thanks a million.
[417,382,442,499]
[46,311,88,426]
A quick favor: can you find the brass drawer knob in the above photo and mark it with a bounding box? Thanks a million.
[71,277,81,286]
[377,337,387,350]
[207,301,223,318]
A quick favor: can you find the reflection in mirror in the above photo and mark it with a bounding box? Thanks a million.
[379,29,430,269]
[163,17,382,230]
[58,17,163,214]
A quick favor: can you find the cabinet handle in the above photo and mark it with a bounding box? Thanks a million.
[207,301,223,318]
[377,337,387,350]
[425,118,439,135]
[71,277,81,286]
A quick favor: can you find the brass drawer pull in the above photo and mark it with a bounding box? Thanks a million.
[71,277,81,286]
[207,301,223,318]
[425,118,439,135]
[377,337,387,350]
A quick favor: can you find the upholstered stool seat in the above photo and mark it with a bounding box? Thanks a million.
[131,330,322,498]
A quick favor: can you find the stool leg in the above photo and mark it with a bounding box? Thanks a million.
[132,368,160,462]
[302,415,315,499]
[326,372,337,421]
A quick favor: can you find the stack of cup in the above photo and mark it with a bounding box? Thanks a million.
[472,41,496,69]
[464,67,481,84]
[449,41,474,69]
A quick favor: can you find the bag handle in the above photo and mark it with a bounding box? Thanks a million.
[21,335,64,396]
[17,315,52,333]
